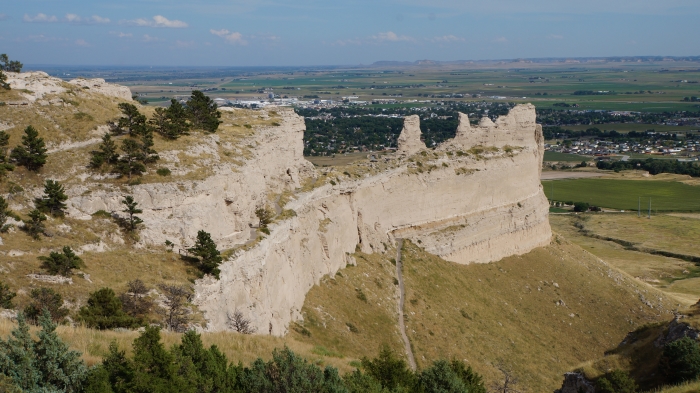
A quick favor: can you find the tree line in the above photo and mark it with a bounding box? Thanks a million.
[0,53,22,90]
[596,158,700,177]
[0,314,488,393]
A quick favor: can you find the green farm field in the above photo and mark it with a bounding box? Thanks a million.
[542,178,700,211]
[543,151,591,162]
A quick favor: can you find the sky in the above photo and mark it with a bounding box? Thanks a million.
[1,0,699,66]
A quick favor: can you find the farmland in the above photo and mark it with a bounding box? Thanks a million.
[542,177,700,211]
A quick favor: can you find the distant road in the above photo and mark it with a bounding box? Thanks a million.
[541,172,606,180]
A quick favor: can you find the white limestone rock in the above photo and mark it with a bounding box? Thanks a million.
[397,115,426,155]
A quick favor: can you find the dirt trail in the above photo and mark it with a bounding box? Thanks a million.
[395,238,417,371]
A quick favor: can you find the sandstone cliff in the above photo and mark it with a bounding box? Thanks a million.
[6,71,132,102]
[193,104,551,334]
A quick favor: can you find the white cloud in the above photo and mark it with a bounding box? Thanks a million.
[142,34,164,42]
[431,35,465,43]
[210,29,247,45]
[371,31,414,42]
[23,13,59,23]
[125,15,188,28]
[116,32,133,38]
[75,39,90,47]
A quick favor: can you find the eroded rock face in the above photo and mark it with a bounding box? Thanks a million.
[397,115,426,155]
[555,373,595,393]
[194,105,552,334]
[6,71,131,102]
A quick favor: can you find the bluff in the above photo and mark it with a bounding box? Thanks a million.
[192,104,551,334]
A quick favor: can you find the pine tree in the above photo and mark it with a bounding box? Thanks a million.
[129,326,190,393]
[38,246,83,276]
[23,209,46,239]
[187,230,223,278]
[0,54,23,73]
[114,139,146,179]
[35,179,68,217]
[10,126,47,171]
[187,91,221,133]
[78,288,137,329]
[139,129,159,165]
[0,70,8,90]
[0,313,41,391]
[149,107,169,138]
[111,103,148,137]
[0,130,15,177]
[90,133,119,169]
[34,309,88,392]
[0,195,14,233]
[121,195,143,231]
[149,100,190,140]
[24,287,69,324]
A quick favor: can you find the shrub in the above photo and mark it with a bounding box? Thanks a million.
[78,288,138,329]
[661,336,700,384]
[24,287,69,324]
[35,179,68,217]
[573,201,590,212]
[119,279,153,321]
[596,369,638,393]
[156,167,171,176]
[38,246,83,276]
[0,281,16,309]
[360,345,416,391]
[23,209,46,239]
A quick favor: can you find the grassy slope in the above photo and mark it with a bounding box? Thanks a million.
[550,214,700,305]
[291,239,676,392]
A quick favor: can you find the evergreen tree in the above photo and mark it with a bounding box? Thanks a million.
[0,70,8,90]
[101,341,134,393]
[10,126,47,171]
[0,130,15,176]
[0,281,16,309]
[129,326,191,393]
[23,209,46,239]
[121,195,143,231]
[0,54,23,73]
[139,129,159,165]
[0,196,14,233]
[187,91,221,133]
[596,369,637,393]
[78,288,138,329]
[39,246,83,276]
[187,230,223,278]
[360,344,417,392]
[24,287,69,324]
[35,179,68,217]
[90,133,119,170]
[114,139,146,179]
[34,309,88,392]
[111,103,148,137]
[149,100,190,140]
[0,313,40,392]
[173,330,239,392]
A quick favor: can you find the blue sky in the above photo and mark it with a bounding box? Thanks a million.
[2,0,699,66]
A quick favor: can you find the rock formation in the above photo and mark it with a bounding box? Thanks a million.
[6,71,132,102]
[192,105,552,334]
[396,115,426,155]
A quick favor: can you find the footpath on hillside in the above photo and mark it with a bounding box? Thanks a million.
[395,239,417,370]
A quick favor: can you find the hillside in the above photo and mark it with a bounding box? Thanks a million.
[290,238,676,392]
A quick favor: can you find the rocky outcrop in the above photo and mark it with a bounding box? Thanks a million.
[193,105,552,334]
[397,115,426,155]
[5,71,131,102]
[555,373,595,393]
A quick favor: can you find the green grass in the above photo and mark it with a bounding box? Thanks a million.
[543,151,591,162]
[543,179,700,211]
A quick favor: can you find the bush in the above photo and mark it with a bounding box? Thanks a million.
[596,369,638,393]
[23,209,46,239]
[38,246,83,276]
[119,279,153,321]
[661,336,700,384]
[78,288,138,329]
[156,167,171,176]
[0,281,16,309]
[187,230,223,278]
[573,202,590,212]
[24,287,69,324]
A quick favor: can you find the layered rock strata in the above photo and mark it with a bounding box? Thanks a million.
[193,104,552,334]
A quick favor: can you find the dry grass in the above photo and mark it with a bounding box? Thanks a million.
[550,214,700,305]
[0,318,355,372]
[293,239,675,392]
